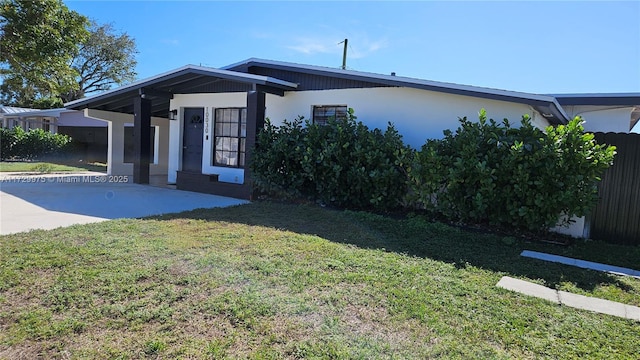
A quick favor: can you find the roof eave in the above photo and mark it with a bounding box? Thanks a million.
[551,93,640,106]
[226,58,570,124]
[65,65,297,109]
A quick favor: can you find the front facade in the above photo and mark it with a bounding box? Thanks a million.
[64,58,640,204]
[166,85,555,189]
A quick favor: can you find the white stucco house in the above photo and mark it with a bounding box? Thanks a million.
[61,58,639,235]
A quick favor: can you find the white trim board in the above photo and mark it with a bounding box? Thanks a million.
[496,276,640,321]
[521,250,640,279]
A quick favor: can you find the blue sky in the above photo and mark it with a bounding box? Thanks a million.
[64,1,640,95]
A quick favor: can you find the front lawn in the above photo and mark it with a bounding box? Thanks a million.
[0,202,638,359]
[0,161,106,173]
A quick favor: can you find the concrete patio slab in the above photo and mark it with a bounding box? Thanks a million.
[497,276,640,322]
[520,250,640,278]
[0,173,249,235]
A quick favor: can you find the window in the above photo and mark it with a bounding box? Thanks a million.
[312,105,348,125]
[123,126,156,164]
[214,108,247,167]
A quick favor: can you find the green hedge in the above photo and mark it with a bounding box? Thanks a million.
[407,110,616,231]
[0,127,73,160]
[251,108,615,232]
[251,109,412,211]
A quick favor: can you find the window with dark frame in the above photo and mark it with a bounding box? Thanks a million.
[214,108,247,168]
[123,126,156,164]
[312,105,348,125]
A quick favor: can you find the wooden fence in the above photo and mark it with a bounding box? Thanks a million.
[590,132,640,246]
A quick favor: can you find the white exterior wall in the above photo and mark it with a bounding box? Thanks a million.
[168,93,247,184]
[562,105,634,133]
[58,111,107,127]
[551,216,588,238]
[265,87,548,148]
[85,109,169,176]
[166,88,548,184]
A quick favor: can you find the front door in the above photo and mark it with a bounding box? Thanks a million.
[182,108,204,173]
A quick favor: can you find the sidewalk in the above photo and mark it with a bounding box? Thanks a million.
[497,276,640,321]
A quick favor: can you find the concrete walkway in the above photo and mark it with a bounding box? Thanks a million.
[0,173,248,235]
[497,276,640,321]
[521,250,640,278]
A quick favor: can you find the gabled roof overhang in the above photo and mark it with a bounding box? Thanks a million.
[64,65,298,117]
[552,93,640,130]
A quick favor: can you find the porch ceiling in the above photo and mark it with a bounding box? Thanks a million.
[64,65,298,118]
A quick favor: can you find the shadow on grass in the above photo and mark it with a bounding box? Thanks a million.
[151,201,639,293]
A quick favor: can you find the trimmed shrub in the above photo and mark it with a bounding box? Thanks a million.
[251,109,412,211]
[407,110,616,232]
[253,107,614,232]
[0,127,72,160]
[0,127,16,160]
[251,116,309,199]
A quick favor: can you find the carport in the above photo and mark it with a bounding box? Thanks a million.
[65,66,297,186]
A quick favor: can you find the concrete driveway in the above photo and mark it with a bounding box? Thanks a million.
[0,173,249,235]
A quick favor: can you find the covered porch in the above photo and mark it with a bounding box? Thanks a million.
[65,65,297,199]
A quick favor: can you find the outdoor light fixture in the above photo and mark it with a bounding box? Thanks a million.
[169,109,178,120]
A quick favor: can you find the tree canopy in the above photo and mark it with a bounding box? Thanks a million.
[0,0,137,108]
[61,22,137,103]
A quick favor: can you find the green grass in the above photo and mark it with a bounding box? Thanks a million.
[0,161,106,173]
[0,202,638,359]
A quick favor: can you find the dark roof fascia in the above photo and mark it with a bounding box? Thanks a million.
[551,93,640,106]
[225,58,569,124]
[65,65,297,109]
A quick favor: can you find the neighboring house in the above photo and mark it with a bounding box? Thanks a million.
[63,58,640,234]
[1,106,58,132]
[0,106,109,162]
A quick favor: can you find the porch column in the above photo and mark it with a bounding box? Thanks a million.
[245,89,266,184]
[133,96,151,184]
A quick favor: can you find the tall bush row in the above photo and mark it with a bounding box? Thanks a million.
[408,110,616,231]
[0,127,73,160]
[251,109,412,210]
[251,109,616,232]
